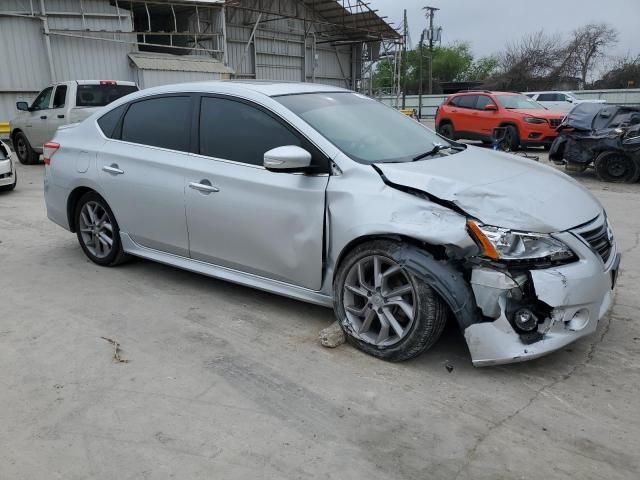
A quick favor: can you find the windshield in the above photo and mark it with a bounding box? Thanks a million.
[496,94,545,110]
[75,84,138,107]
[275,92,452,164]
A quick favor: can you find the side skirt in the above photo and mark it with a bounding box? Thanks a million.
[120,233,334,308]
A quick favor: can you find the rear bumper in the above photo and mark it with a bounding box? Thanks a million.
[465,228,619,366]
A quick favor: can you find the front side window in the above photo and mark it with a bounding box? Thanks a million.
[537,93,554,102]
[199,97,304,166]
[121,96,191,151]
[32,87,53,111]
[496,94,545,110]
[475,95,495,110]
[276,92,453,164]
[53,85,67,109]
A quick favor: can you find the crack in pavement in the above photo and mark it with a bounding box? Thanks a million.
[453,309,615,480]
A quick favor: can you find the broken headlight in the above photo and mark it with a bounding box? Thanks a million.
[468,221,575,262]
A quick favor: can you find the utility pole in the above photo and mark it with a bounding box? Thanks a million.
[401,9,408,109]
[423,6,440,95]
[417,29,425,119]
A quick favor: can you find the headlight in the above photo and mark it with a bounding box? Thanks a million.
[524,117,547,124]
[468,220,575,262]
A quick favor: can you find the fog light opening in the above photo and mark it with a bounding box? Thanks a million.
[567,308,589,331]
[513,308,539,332]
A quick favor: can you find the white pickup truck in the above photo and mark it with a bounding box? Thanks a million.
[10,80,138,164]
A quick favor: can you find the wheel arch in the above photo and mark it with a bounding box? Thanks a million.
[67,186,97,232]
[437,117,453,130]
[332,234,481,331]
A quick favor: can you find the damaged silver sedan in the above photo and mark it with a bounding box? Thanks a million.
[43,82,620,366]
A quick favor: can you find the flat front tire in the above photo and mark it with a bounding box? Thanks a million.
[75,191,129,266]
[333,240,447,362]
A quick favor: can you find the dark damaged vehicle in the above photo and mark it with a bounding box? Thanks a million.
[550,103,640,182]
[43,82,620,366]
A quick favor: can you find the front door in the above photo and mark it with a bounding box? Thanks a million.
[97,95,193,256]
[25,86,53,150]
[185,96,329,290]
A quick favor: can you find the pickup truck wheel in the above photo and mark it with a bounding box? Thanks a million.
[334,240,447,362]
[14,132,39,165]
[594,151,640,183]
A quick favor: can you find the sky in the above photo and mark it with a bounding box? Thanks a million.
[369,0,640,62]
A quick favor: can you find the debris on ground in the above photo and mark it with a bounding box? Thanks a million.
[445,363,454,373]
[101,336,130,363]
[319,321,346,348]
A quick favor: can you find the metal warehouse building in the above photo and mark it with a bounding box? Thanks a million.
[0,0,399,124]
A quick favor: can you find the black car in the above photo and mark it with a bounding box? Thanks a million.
[549,103,640,183]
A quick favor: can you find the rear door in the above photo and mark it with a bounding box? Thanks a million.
[184,95,329,290]
[97,95,192,256]
[452,95,478,134]
[472,94,500,138]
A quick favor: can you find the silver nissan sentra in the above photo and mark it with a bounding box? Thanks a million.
[43,81,620,366]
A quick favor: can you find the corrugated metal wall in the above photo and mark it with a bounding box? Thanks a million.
[137,70,227,88]
[225,0,352,87]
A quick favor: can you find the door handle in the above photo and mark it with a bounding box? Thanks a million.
[40,115,47,120]
[189,181,219,194]
[102,164,124,175]
[57,114,65,119]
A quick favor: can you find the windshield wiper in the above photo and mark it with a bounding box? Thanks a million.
[412,143,462,161]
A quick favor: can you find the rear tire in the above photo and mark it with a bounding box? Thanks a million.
[13,132,39,165]
[437,122,455,140]
[75,191,129,266]
[333,240,447,362]
[594,151,640,183]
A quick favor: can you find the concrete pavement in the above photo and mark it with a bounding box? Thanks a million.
[1,159,639,479]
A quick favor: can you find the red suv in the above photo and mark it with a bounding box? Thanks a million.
[435,91,565,149]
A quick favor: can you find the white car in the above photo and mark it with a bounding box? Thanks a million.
[0,140,17,191]
[10,80,138,165]
[525,91,606,113]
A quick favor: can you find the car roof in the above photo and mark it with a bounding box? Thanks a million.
[132,80,349,98]
[452,91,521,97]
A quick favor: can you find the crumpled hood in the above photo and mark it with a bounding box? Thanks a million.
[375,146,602,233]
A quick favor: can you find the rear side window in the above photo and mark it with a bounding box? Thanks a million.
[121,96,191,151]
[76,84,138,107]
[97,104,127,138]
[453,95,477,109]
[53,85,67,109]
[199,97,303,166]
[537,93,555,101]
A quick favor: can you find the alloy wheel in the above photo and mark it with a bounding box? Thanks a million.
[342,255,416,347]
[79,201,114,259]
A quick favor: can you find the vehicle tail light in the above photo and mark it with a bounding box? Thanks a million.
[43,142,60,165]
[100,80,116,85]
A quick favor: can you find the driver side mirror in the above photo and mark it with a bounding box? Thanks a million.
[483,104,498,111]
[264,145,312,172]
[16,101,29,112]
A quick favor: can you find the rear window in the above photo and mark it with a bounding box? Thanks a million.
[76,84,138,107]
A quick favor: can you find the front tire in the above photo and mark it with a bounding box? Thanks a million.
[594,151,640,183]
[333,240,447,362]
[13,132,39,165]
[502,125,520,151]
[437,122,455,140]
[75,192,129,266]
